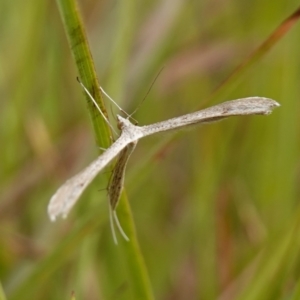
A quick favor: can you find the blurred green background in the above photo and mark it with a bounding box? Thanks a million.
[1,0,300,299]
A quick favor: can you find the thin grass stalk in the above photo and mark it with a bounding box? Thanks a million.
[235,209,300,300]
[54,0,154,299]
[55,0,111,147]
[0,282,7,300]
[207,5,300,105]
[9,212,104,300]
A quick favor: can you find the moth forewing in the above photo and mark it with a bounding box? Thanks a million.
[108,141,138,209]
[138,97,280,137]
[47,125,142,222]
[107,141,138,244]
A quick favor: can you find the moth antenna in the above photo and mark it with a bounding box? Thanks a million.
[76,77,117,136]
[100,86,128,116]
[129,66,165,119]
[109,205,118,245]
[113,210,130,242]
[100,86,138,124]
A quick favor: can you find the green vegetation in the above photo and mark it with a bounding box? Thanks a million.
[1,0,300,299]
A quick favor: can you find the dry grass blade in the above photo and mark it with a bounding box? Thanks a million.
[209,5,300,103]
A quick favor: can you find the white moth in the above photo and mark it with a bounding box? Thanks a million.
[48,95,279,242]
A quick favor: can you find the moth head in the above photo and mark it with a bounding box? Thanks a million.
[116,115,132,130]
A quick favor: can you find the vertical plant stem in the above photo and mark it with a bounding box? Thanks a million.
[56,0,111,147]
[55,0,154,299]
[0,282,7,300]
